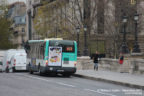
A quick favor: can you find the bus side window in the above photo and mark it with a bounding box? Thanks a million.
[43,43,45,58]
[29,44,32,58]
[31,44,34,58]
[38,43,40,59]
[34,43,37,58]
[40,44,44,59]
[36,43,38,58]
[41,43,45,59]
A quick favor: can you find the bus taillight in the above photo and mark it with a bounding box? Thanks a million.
[74,61,77,67]
[7,61,9,65]
[45,60,48,66]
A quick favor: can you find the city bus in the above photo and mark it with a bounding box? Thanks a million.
[25,38,77,76]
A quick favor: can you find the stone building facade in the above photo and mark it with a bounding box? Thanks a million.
[8,2,27,48]
[27,0,144,57]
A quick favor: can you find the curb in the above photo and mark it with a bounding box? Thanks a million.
[73,74,144,90]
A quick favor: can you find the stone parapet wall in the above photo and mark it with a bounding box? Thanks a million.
[130,58,144,73]
[77,56,93,70]
[99,58,144,74]
[77,57,144,74]
[99,58,120,71]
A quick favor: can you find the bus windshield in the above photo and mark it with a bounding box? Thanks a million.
[49,40,75,53]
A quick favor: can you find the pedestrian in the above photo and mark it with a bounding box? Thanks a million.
[93,51,99,71]
[119,53,124,64]
[119,53,124,73]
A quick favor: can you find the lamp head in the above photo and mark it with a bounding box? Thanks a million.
[84,26,87,31]
[122,16,127,23]
[134,13,139,21]
[76,27,80,33]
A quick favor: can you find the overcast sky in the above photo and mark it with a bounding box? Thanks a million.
[8,0,26,4]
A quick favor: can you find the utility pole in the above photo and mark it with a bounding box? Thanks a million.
[120,14,129,54]
[27,0,43,40]
[133,12,141,53]
[27,10,32,40]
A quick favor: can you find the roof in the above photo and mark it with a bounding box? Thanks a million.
[8,2,26,9]
[44,38,63,40]
[7,2,26,18]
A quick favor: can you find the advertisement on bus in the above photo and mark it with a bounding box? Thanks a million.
[48,47,62,66]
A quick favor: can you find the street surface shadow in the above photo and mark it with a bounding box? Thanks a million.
[32,72,72,78]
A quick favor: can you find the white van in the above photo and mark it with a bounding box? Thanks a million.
[0,50,6,61]
[2,49,17,71]
[2,49,26,72]
[0,50,6,72]
[10,52,27,72]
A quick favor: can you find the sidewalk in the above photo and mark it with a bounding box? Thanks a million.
[74,70,144,89]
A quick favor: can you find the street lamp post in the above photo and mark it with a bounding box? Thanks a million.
[76,27,81,56]
[27,10,32,40]
[120,15,129,54]
[21,28,25,48]
[83,26,88,56]
[132,12,141,53]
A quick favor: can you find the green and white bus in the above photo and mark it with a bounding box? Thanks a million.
[25,38,77,76]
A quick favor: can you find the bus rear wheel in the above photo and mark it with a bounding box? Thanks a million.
[38,66,43,76]
[29,68,33,74]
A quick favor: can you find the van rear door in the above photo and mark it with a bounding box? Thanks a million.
[15,54,26,70]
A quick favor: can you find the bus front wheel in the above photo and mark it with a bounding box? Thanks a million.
[29,68,33,74]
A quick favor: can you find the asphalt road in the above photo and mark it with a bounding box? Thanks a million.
[0,72,143,96]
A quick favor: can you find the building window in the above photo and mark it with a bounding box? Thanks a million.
[22,28,25,32]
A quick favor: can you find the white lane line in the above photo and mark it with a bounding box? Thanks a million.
[24,75,76,88]
[84,89,117,96]
[56,82,76,88]
[25,75,51,82]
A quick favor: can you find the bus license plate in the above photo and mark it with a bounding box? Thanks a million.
[49,67,53,70]
[57,70,64,72]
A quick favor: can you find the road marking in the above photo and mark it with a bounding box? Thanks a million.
[24,75,76,88]
[56,82,76,88]
[84,89,116,96]
[15,74,117,95]
[25,75,51,82]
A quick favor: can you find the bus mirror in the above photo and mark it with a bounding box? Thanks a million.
[24,44,30,50]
